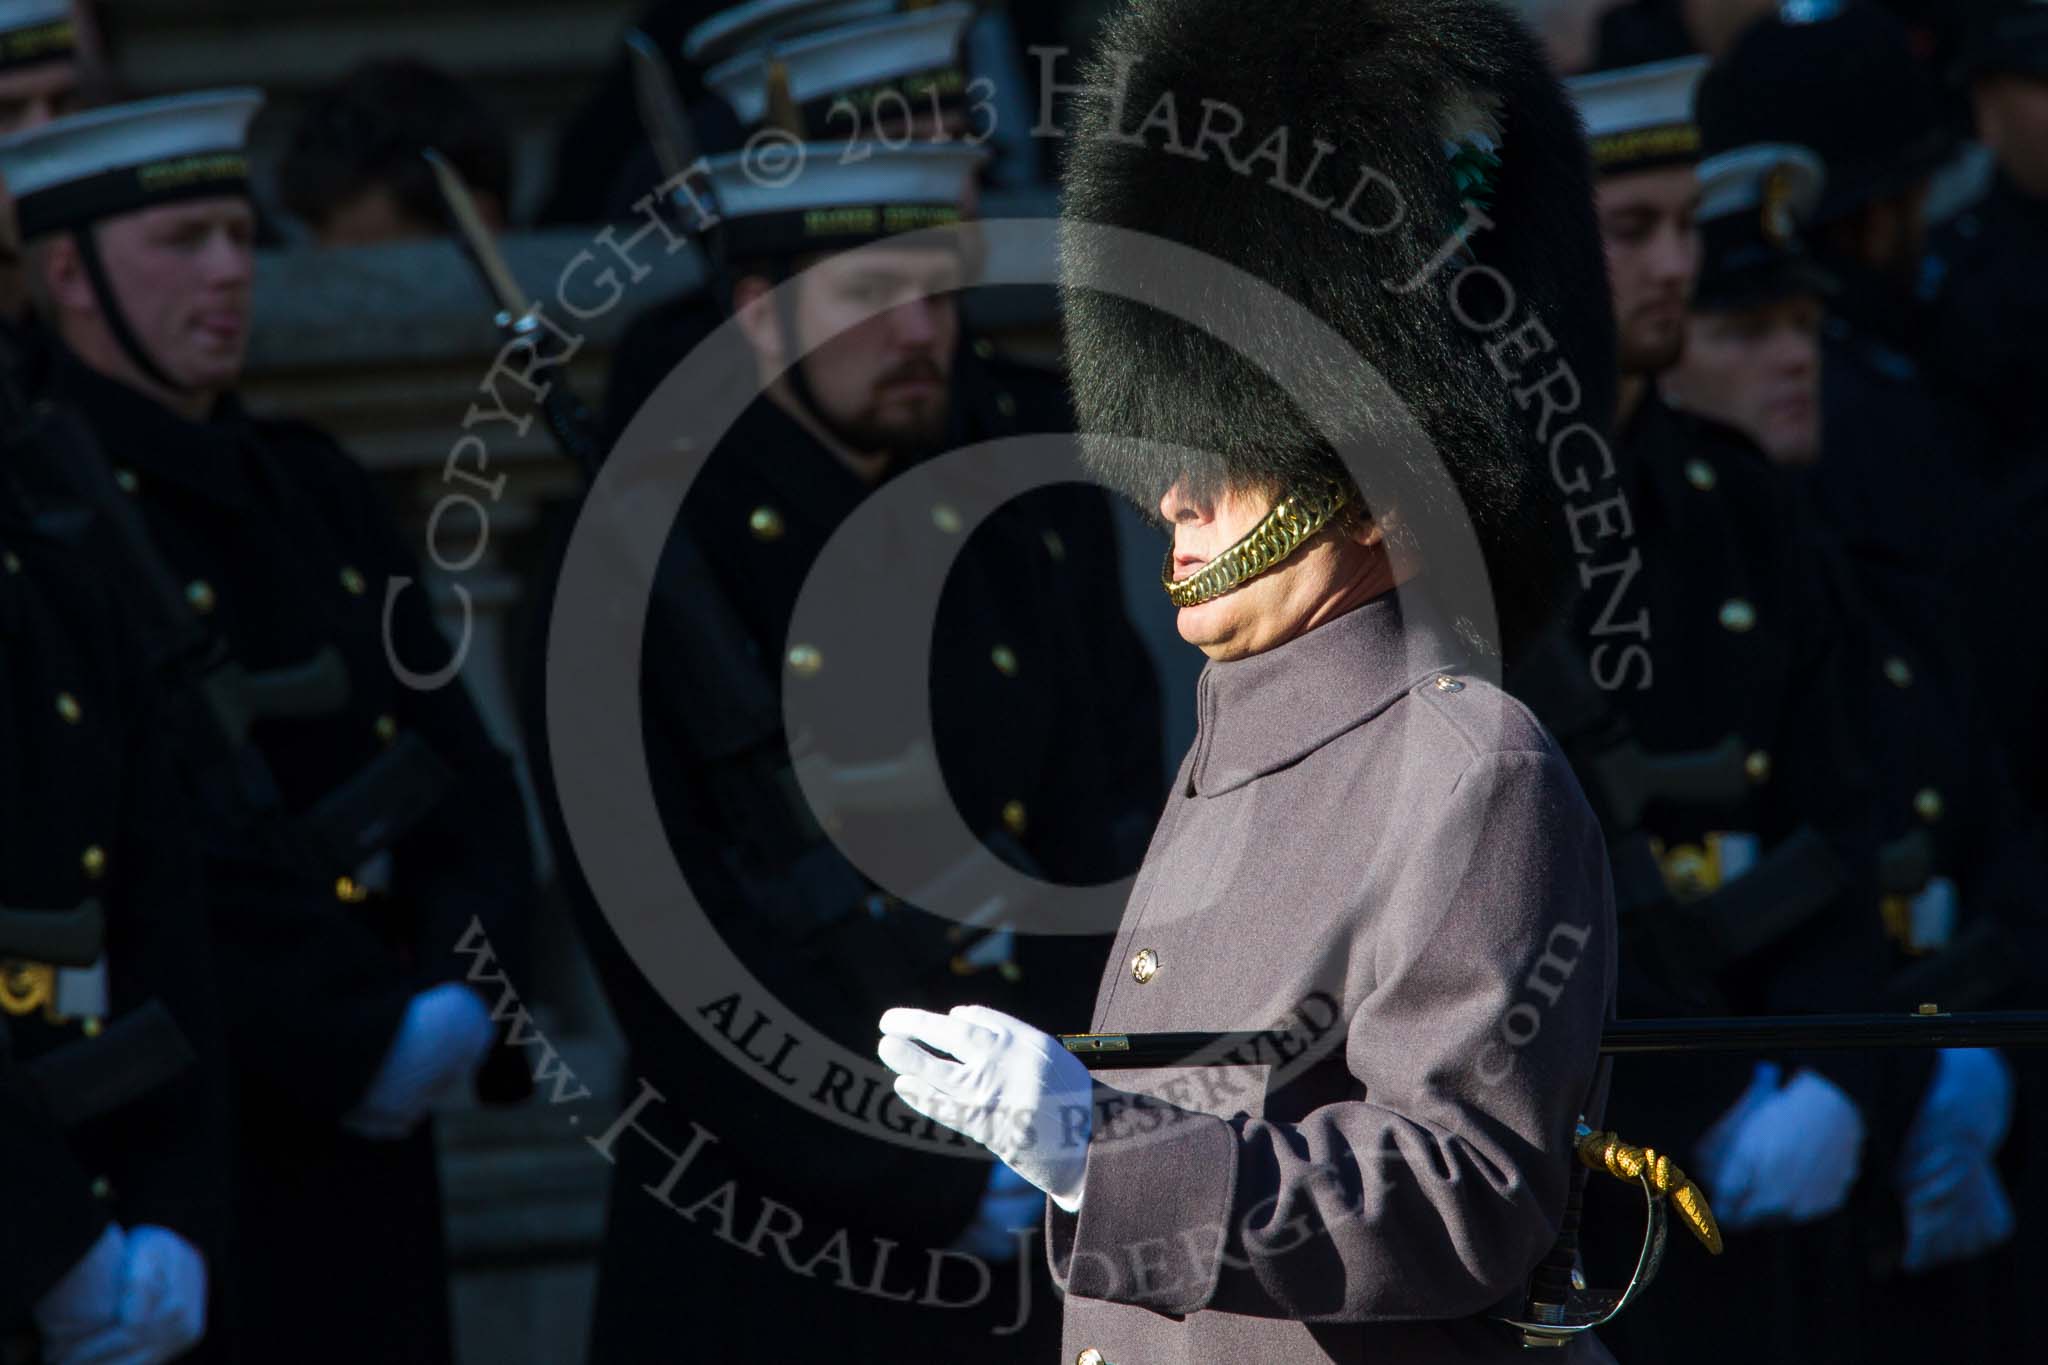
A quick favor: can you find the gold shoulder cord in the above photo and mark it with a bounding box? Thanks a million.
[1161,482,1351,608]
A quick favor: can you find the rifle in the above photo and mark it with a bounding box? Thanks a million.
[1059,1008,2048,1067]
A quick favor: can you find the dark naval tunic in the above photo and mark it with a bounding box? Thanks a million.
[38,351,536,1365]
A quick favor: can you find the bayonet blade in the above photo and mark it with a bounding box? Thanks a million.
[626,28,702,184]
[423,146,531,319]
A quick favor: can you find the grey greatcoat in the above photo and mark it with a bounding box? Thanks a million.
[1048,589,1619,1364]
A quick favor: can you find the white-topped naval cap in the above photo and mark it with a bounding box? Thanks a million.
[706,136,982,219]
[0,0,74,65]
[0,0,68,33]
[683,0,901,68]
[0,88,263,237]
[1566,55,1709,172]
[704,2,974,132]
[1696,142,1825,227]
[701,138,984,254]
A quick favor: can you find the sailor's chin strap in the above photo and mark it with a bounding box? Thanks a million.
[1160,480,1351,609]
[73,225,191,398]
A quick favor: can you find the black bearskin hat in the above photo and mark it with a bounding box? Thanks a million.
[1059,0,1615,656]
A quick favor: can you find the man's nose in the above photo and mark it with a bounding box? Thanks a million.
[1158,480,1214,527]
[889,297,941,347]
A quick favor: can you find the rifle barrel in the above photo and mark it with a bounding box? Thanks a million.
[1059,1011,2048,1068]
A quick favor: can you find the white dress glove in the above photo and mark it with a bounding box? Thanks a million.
[39,1225,208,1365]
[877,1005,1094,1214]
[34,1224,126,1359]
[1699,1065,1864,1230]
[1897,1048,2017,1272]
[345,982,495,1140]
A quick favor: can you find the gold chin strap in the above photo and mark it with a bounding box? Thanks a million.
[1161,482,1351,609]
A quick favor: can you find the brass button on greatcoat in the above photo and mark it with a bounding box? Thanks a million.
[81,845,107,880]
[1914,787,1944,823]
[1744,750,1772,784]
[1076,1352,1106,1365]
[1433,675,1464,693]
[55,692,82,724]
[1001,800,1028,837]
[1131,948,1159,984]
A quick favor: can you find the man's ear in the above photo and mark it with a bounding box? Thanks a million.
[40,235,95,316]
[730,273,785,371]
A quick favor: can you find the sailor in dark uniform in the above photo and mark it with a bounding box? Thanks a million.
[0,0,84,325]
[1651,123,2044,1363]
[1561,58,1940,1363]
[0,91,537,1364]
[1925,0,2048,481]
[2,412,231,1358]
[1923,0,2048,826]
[522,33,1162,1354]
[1694,6,1984,578]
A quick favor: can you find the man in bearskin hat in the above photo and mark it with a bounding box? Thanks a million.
[875,1,1623,1360]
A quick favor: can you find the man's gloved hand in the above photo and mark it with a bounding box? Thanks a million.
[344,982,495,1140]
[877,1005,1093,1214]
[38,1225,208,1365]
[1900,1147,2016,1272]
[34,1224,125,1359]
[1697,1065,1864,1230]
[1897,1048,2016,1272]
[952,1161,1046,1262]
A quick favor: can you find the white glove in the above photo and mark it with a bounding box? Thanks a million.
[1897,1049,2017,1272]
[1699,1066,1864,1230]
[877,1005,1094,1214]
[41,1225,208,1365]
[345,983,495,1140]
[952,1161,1046,1262]
[1899,1147,2016,1273]
[34,1224,125,1358]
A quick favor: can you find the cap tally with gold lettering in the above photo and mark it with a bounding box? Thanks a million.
[0,88,264,242]
[703,2,974,138]
[1566,55,1709,177]
[684,0,905,68]
[702,139,982,257]
[1693,142,1833,310]
[0,0,75,73]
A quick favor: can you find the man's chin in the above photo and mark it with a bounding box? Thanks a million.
[1618,334,1684,377]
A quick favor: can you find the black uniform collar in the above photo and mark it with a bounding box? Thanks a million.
[714,387,932,538]
[1186,586,1470,797]
[46,345,261,510]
